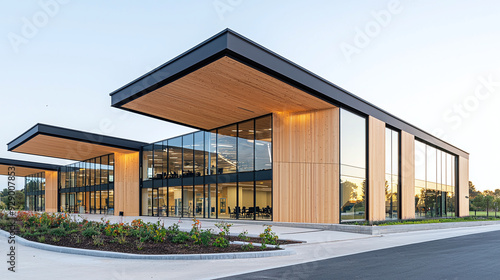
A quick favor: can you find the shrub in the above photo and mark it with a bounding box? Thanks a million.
[172,231,190,244]
[259,225,279,249]
[48,227,67,237]
[37,236,46,243]
[238,230,250,241]
[212,221,232,248]
[52,236,61,242]
[82,227,100,238]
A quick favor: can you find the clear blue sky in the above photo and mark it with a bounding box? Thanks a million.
[1,0,499,191]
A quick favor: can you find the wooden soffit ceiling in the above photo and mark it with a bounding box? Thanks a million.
[0,165,54,177]
[123,56,335,130]
[11,134,137,161]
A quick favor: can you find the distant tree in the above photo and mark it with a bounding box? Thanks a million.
[469,181,481,200]
[485,195,495,211]
[472,194,485,210]
[495,189,500,198]
[0,188,25,210]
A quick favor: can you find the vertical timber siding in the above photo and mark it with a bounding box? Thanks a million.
[458,156,469,217]
[368,117,386,221]
[273,108,339,223]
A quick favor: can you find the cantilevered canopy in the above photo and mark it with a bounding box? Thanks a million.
[110,29,469,158]
[7,124,147,161]
[0,158,59,177]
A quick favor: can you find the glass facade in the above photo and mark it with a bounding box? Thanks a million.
[385,127,400,220]
[415,140,456,218]
[140,115,273,220]
[59,154,114,215]
[340,109,367,222]
[25,172,45,211]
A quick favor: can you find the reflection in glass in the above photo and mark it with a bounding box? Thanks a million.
[414,140,456,218]
[340,109,366,222]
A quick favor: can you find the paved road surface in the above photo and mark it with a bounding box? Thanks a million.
[219,230,500,280]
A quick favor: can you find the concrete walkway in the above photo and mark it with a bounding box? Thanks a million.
[2,215,500,280]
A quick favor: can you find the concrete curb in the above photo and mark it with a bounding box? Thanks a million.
[0,229,295,260]
[215,219,500,235]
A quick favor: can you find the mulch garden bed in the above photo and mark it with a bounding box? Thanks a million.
[1,220,301,255]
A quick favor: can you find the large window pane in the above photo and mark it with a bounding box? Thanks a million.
[183,134,194,178]
[194,132,204,177]
[217,125,237,174]
[256,180,272,220]
[255,116,272,171]
[154,142,164,179]
[168,137,182,179]
[142,145,153,181]
[238,120,254,172]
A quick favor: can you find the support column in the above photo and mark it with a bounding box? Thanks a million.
[114,152,140,216]
[458,156,469,217]
[368,116,385,221]
[44,171,58,212]
[273,108,339,224]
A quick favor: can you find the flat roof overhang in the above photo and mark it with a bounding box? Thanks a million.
[7,124,147,161]
[110,29,469,159]
[0,158,60,177]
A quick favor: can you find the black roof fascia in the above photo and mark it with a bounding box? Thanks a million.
[7,123,147,152]
[0,158,60,171]
[109,29,468,159]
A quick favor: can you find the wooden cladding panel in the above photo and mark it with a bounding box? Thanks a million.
[368,117,385,221]
[0,165,49,177]
[12,134,136,161]
[458,156,469,217]
[401,131,415,219]
[124,56,334,130]
[273,109,339,224]
[114,152,140,216]
[44,171,58,212]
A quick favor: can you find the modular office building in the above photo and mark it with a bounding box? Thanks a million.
[4,30,469,223]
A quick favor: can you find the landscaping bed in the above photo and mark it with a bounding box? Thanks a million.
[0,211,296,255]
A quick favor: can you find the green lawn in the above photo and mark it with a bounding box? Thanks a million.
[469,211,500,217]
[352,216,500,226]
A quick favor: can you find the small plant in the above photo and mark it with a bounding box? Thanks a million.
[37,236,46,243]
[114,234,127,245]
[73,234,81,244]
[259,225,279,249]
[238,230,250,242]
[82,227,100,238]
[242,242,254,251]
[52,236,61,242]
[48,227,67,237]
[135,240,144,251]
[212,221,232,248]
[92,235,104,247]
